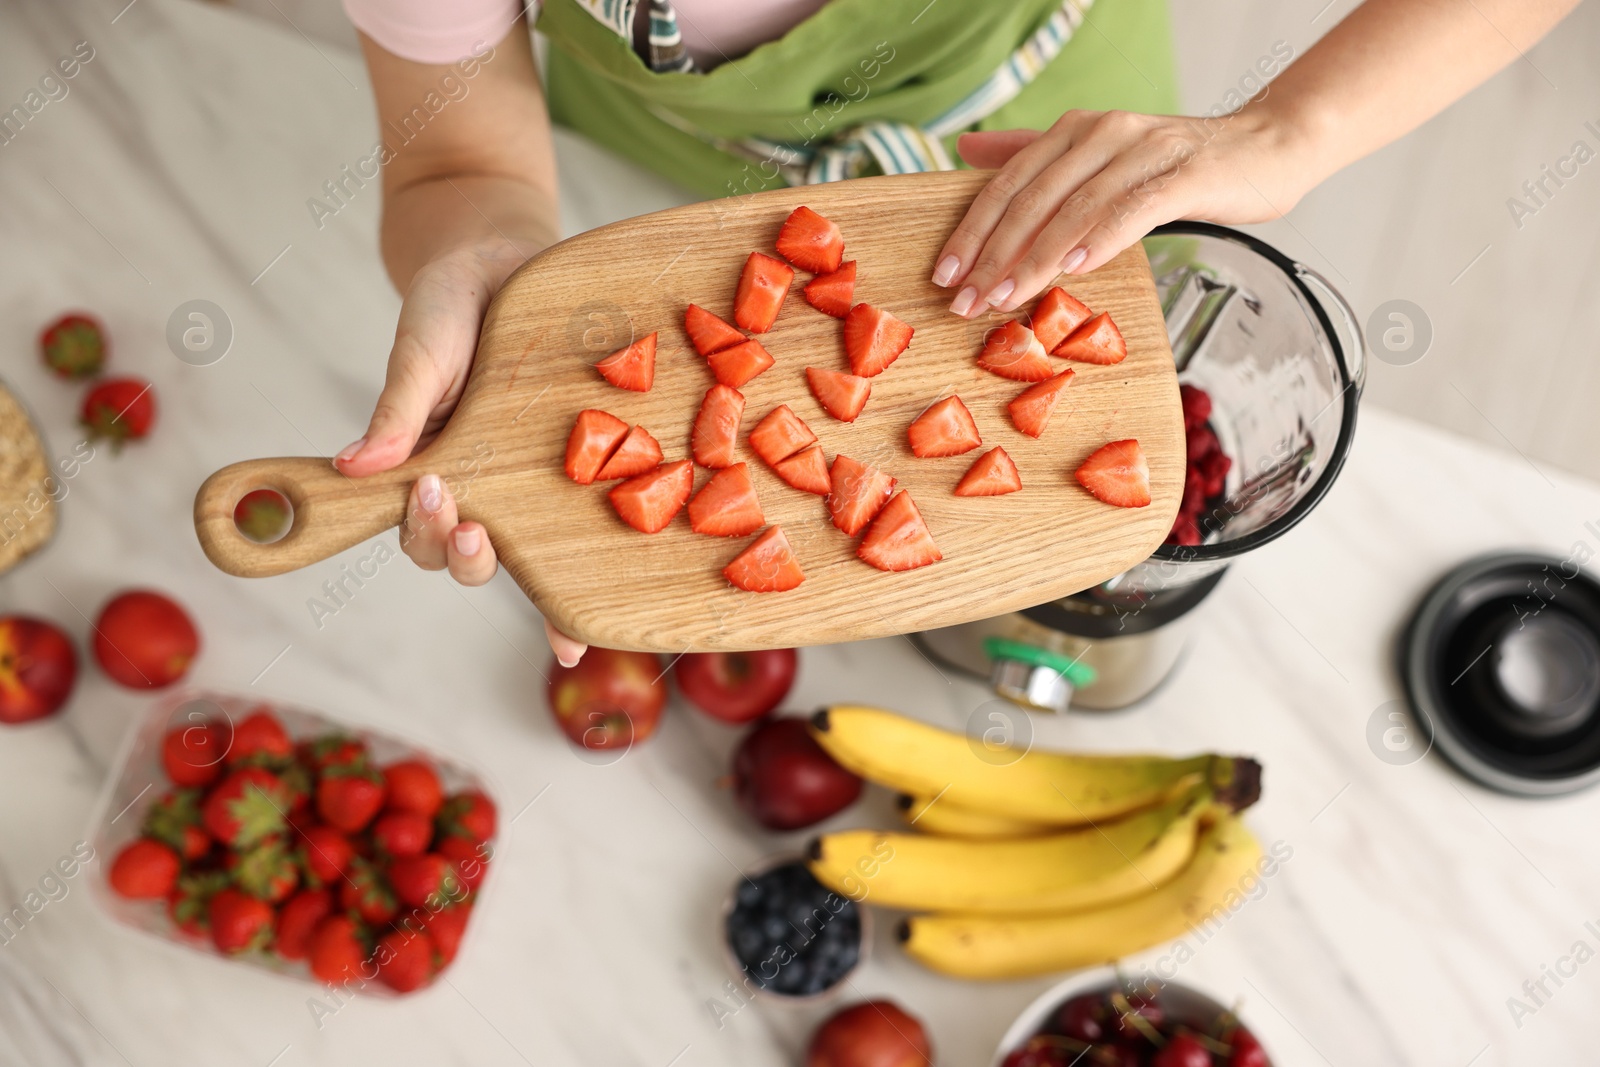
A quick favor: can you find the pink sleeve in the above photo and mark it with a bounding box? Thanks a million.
[341,0,528,65]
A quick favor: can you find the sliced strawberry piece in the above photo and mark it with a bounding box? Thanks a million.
[773,445,830,495]
[954,447,1022,496]
[1075,439,1151,508]
[827,454,896,536]
[723,526,805,592]
[1007,368,1075,438]
[803,261,856,318]
[692,385,745,469]
[977,320,1052,382]
[748,404,817,467]
[806,366,871,422]
[707,338,775,389]
[858,491,942,572]
[843,303,914,378]
[907,396,981,458]
[1054,312,1127,365]
[609,460,694,532]
[595,332,655,392]
[596,425,663,480]
[775,205,844,274]
[1031,287,1093,352]
[565,409,629,485]
[684,304,744,356]
[688,463,765,537]
[734,252,794,334]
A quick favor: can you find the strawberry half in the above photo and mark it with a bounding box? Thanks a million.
[977,320,1052,382]
[724,526,805,592]
[858,491,942,572]
[773,445,830,495]
[954,447,1022,497]
[707,338,775,389]
[843,303,913,378]
[734,252,794,333]
[907,396,981,458]
[1031,287,1093,352]
[684,304,744,356]
[688,463,765,537]
[827,454,896,536]
[596,425,664,480]
[565,409,629,485]
[692,385,745,468]
[776,205,844,274]
[803,261,856,318]
[748,404,817,467]
[1075,439,1151,508]
[595,332,656,392]
[1054,312,1127,365]
[805,366,871,423]
[1007,369,1075,438]
[609,460,693,533]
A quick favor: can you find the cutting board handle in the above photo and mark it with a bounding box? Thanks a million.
[193,457,414,578]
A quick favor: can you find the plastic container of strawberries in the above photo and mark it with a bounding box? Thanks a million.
[85,689,499,995]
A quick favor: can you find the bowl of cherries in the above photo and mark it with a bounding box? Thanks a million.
[993,969,1270,1067]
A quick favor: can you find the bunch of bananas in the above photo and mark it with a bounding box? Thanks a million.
[804,705,1265,980]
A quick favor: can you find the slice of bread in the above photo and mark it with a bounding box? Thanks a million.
[0,384,57,573]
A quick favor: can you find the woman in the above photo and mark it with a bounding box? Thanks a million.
[331,0,1575,665]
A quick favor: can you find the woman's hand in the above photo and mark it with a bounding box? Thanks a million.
[933,108,1312,317]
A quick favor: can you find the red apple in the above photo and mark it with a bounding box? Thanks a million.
[675,648,797,724]
[0,616,78,724]
[807,1000,933,1067]
[547,648,665,750]
[92,590,199,689]
[732,717,861,830]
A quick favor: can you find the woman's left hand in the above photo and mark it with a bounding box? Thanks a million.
[932,108,1313,317]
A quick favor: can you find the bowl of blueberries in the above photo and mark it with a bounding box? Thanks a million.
[992,968,1271,1066]
[722,854,868,1001]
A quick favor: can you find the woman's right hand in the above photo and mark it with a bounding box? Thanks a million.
[333,240,588,668]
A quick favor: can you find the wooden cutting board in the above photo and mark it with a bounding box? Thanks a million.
[195,170,1181,651]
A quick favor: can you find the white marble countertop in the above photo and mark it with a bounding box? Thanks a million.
[3,2,1600,1065]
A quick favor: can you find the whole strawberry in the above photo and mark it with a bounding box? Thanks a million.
[423,904,472,965]
[340,856,398,925]
[108,838,180,899]
[39,312,107,380]
[160,722,225,788]
[201,767,288,847]
[388,853,460,909]
[142,788,211,861]
[301,733,368,774]
[274,888,333,961]
[227,836,299,903]
[81,376,156,448]
[382,759,443,818]
[308,914,368,985]
[227,707,294,766]
[209,887,274,954]
[437,835,491,891]
[316,765,385,833]
[297,824,353,886]
[372,810,432,859]
[437,791,496,843]
[167,869,229,938]
[375,929,436,993]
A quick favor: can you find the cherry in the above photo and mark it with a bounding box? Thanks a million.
[1226,1026,1268,1067]
[1115,993,1166,1041]
[1056,994,1110,1042]
[1152,1033,1213,1067]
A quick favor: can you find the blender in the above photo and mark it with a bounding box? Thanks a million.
[914,223,1366,712]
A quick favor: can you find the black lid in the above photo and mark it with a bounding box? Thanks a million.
[1402,552,1600,796]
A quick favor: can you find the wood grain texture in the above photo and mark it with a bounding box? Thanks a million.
[195,170,1181,651]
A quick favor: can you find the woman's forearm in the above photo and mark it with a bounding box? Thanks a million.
[379,173,558,294]
[1252,0,1580,193]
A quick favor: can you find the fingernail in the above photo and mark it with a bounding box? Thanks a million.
[454,526,481,556]
[932,255,961,287]
[418,474,443,514]
[949,286,978,316]
[556,651,580,668]
[1061,247,1088,274]
[333,437,366,467]
[985,279,1016,308]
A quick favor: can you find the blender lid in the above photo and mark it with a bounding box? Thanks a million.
[1402,552,1600,796]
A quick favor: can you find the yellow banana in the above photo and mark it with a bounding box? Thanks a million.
[899,815,1264,979]
[809,705,1260,824]
[896,794,1060,839]
[811,786,1219,914]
